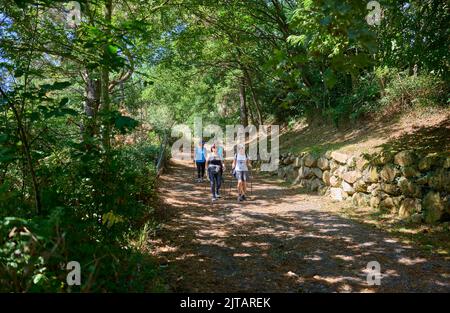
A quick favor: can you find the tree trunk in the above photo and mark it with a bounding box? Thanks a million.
[21,126,41,215]
[85,74,100,119]
[0,88,41,214]
[83,72,100,139]
[100,0,113,151]
[243,68,263,125]
[248,103,257,126]
[239,76,249,128]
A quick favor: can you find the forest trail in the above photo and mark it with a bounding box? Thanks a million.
[150,159,450,293]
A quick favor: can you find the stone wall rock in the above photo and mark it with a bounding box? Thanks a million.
[331,151,348,164]
[381,183,400,196]
[342,181,355,195]
[380,164,399,182]
[322,171,331,186]
[428,168,450,192]
[329,160,340,173]
[276,148,448,224]
[373,151,393,165]
[309,178,323,192]
[298,166,313,179]
[304,153,318,167]
[352,193,370,207]
[293,156,303,168]
[317,157,330,170]
[329,176,341,188]
[330,188,345,201]
[346,156,357,168]
[418,154,438,171]
[423,191,445,224]
[354,179,367,193]
[398,177,422,198]
[342,171,362,184]
[335,166,348,179]
[356,157,369,171]
[394,150,415,167]
[312,167,323,179]
[370,196,381,208]
[399,198,422,219]
[380,197,395,209]
[363,166,379,183]
[402,166,420,178]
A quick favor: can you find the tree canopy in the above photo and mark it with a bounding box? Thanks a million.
[0,0,448,292]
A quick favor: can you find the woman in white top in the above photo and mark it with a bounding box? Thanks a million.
[232,144,251,202]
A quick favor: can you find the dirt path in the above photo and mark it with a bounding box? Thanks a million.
[150,160,450,293]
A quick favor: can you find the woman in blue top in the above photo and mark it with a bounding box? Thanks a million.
[216,142,224,160]
[215,141,224,177]
[194,141,207,182]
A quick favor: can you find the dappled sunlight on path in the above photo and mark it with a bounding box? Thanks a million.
[150,159,450,293]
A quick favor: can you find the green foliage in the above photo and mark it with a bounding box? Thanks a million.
[380,71,448,109]
[0,142,162,292]
[322,70,448,126]
[376,0,450,79]
[324,72,382,124]
[284,0,449,123]
[0,0,448,294]
[0,215,64,292]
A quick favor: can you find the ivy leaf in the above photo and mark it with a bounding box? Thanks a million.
[59,97,69,107]
[33,273,47,285]
[14,69,24,78]
[323,68,337,89]
[39,81,71,94]
[107,44,119,55]
[114,115,139,134]
[320,16,332,26]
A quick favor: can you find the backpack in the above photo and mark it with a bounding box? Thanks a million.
[208,154,221,175]
[209,164,221,175]
[234,152,248,165]
[232,152,248,178]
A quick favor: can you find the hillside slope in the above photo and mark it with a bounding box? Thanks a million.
[280,108,450,157]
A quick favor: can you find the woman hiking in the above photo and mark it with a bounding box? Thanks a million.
[232,144,251,202]
[194,140,207,182]
[206,144,225,202]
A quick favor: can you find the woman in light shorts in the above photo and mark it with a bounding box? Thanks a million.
[232,144,251,202]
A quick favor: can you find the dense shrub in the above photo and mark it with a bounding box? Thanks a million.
[380,71,448,110]
[324,73,381,125]
[0,143,163,292]
[321,69,448,126]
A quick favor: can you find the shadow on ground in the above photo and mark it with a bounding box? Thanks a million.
[378,117,450,155]
[150,160,450,293]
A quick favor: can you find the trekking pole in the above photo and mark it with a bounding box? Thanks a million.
[228,170,233,199]
[220,169,225,199]
[223,172,227,199]
[228,170,233,200]
[205,170,208,192]
[249,167,253,197]
[193,162,196,182]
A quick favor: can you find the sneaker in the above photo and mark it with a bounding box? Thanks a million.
[238,195,243,202]
[212,197,218,202]
[216,193,221,198]
[242,194,247,200]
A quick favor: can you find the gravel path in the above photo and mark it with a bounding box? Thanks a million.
[150,160,450,293]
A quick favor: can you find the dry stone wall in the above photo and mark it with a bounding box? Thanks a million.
[277,150,450,224]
